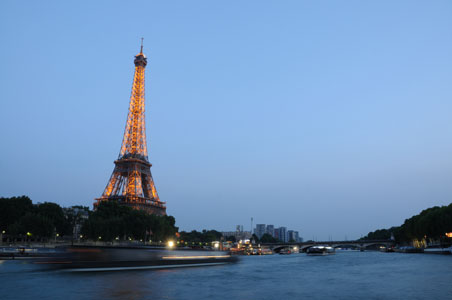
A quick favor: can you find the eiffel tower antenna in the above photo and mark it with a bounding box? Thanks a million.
[94,44,166,215]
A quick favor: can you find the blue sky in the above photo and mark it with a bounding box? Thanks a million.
[1,0,452,240]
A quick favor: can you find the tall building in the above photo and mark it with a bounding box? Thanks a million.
[94,42,166,215]
[266,225,274,237]
[278,227,287,242]
[288,230,299,242]
[255,224,266,239]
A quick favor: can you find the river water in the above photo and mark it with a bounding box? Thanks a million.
[1,251,451,299]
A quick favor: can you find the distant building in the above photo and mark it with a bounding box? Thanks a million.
[221,225,251,241]
[279,227,287,242]
[288,230,299,242]
[266,225,274,237]
[274,229,279,240]
[255,224,266,239]
[62,206,89,239]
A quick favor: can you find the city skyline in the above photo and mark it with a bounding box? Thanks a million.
[1,1,452,240]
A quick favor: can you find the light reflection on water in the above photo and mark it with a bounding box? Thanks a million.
[1,252,451,300]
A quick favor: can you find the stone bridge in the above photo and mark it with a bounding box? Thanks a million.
[261,240,395,252]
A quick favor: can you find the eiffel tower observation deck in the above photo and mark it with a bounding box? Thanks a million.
[94,40,166,215]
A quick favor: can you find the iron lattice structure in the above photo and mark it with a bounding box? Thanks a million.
[94,44,166,215]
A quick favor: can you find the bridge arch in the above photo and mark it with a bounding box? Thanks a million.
[332,244,361,250]
[362,243,392,250]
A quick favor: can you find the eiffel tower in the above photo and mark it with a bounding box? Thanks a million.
[94,41,166,215]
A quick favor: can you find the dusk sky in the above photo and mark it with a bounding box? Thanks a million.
[1,1,452,240]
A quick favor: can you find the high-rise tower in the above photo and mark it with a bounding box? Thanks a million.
[94,42,166,215]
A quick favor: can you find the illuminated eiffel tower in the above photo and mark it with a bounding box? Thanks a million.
[94,40,166,215]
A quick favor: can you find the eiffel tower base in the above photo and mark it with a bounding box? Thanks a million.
[95,196,166,216]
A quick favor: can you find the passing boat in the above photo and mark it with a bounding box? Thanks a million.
[260,248,273,255]
[423,246,452,255]
[394,246,423,253]
[306,246,335,256]
[279,248,292,255]
[379,246,395,253]
[34,245,238,272]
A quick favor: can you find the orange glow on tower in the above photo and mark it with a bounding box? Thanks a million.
[94,41,166,215]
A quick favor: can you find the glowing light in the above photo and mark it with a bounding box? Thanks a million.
[214,242,220,249]
[2,230,5,234]
[98,236,102,240]
[446,232,452,238]
[162,255,230,260]
[26,232,32,236]
[56,233,60,237]
[167,241,175,248]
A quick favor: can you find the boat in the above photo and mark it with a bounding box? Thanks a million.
[34,245,238,272]
[306,246,335,256]
[0,247,58,259]
[279,248,291,255]
[394,246,423,253]
[423,246,452,255]
[379,246,395,253]
[260,248,273,255]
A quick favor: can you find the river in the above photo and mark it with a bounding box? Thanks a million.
[1,251,451,299]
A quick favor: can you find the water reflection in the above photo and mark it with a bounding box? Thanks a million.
[93,269,182,299]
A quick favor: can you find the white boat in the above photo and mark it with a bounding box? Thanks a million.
[423,246,452,255]
[306,246,335,256]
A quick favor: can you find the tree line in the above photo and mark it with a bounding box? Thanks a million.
[0,196,70,238]
[178,230,223,245]
[81,201,177,242]
[0,196,177,243]
[362,202,452,243]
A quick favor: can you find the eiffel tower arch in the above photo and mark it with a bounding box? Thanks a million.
[94,41,166,216]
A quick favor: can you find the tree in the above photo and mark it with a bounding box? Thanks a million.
[36,202,71,235]
[178,230,222,244]
[260,233,278,243]
[251,234,260,243]
[0,196,33,231]
[363,202,452,244]
[9,213,54,238]
[81,201,178,242]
